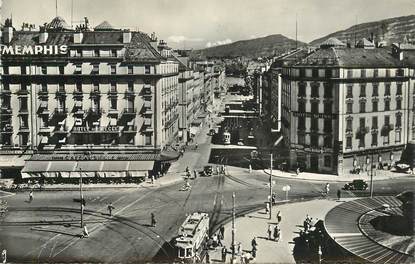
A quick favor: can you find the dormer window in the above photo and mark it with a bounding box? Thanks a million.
[75,64,82,74]
[145,65,151,74]
[59,66,65,75]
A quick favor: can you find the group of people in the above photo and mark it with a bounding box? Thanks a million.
[303,214,315,233]
[267,223,281,242]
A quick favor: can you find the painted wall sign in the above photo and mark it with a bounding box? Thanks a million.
[0,45,68,56]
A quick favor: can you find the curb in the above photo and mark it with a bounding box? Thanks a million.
[262,169,413,183]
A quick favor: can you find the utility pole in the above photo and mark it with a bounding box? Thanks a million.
[370,153,374,198]
[80,167,84,229]
[269,153,273,220]
[231,192,235,264]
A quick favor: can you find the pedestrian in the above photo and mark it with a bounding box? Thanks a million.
[337,189,341,201]
[107,202,115,216]
[217,232,223,247]
[267,225,272,240]
[251,237,257,252]
[273,224,279,241]
[212,234,218,248]
[303,219,309,232]
[206,251,210,264]
[272,193,277,205]
[265,202,270,213]
[29,190,33,203]
[240,253,246,264]
[221,246,227,262]
[325,183,330,195]
[1,249,6,264]
[249,164,252,173]
[151,213,157,227]
[237,242,242,256]
[216,166,220,175]
[277,210,282,223]
[296,167,300,175]
[251,247,257,259]
[82,224,89,238]
[195,142,198,150]
[220,225,225,239]
[194,170,197,179]
[151,175,155,184]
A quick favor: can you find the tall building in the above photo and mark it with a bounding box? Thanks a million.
[280,38,412,175]
[0,17,181,179]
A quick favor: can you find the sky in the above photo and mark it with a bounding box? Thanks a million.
[1,0,414,49]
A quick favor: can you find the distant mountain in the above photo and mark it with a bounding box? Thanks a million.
[191,34,306,59]
[310,15,415,46]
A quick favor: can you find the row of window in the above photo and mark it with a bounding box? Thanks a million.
[298,82,333,98]
[297,117,332,132]
[295,68,404,78]
[346,83,402,98]
[346,131,401,149]
[346,115,402,131]
[346,98,403,113]
[297,134,332,148]
[3,65,153,75]
[298,101,332,113]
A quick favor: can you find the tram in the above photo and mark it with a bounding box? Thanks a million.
[175,212,210,263]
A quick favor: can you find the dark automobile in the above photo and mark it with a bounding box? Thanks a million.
[202,165,213,176]
[343,179,368,191]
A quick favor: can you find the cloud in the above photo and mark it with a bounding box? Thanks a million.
[167,35,204,43]
[206,38,232,48]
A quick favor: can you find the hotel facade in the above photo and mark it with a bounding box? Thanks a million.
[0,17,197,180]
[271,39,414,175]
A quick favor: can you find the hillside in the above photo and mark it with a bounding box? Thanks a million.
[310,15,415,46]
[191,34,306,59]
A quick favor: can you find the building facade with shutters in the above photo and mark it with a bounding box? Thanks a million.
[281,43,411,175]
[0,17,181,179]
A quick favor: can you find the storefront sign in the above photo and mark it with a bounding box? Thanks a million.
[0,45,68,56]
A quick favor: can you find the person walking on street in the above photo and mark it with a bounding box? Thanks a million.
[237,242,242,256]
[151,213,157,227]
[220,225,225,239]
[267,225,272,240]
[216,166,220,175]
[29,190,33,203]
[249,164,252,173]
[193,170,197,179]
[273,224,280,241]
[265,202,270,214]
[251,237,257,255]
[277,210,282,223]
[82,224,89,238]
[221,246,227,263]
[337,189,341,201]
[296,167,300,176]
[107,202,115,216]
[195,142,198,150]
[325,183,330,195]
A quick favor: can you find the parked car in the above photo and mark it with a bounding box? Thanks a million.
[202,166,213,176]
[343,179,368,191]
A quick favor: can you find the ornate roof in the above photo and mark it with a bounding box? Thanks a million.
[46,16,71,31]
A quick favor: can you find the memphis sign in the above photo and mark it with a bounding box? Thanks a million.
[0,45,68,56]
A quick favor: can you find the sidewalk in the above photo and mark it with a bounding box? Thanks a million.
[208,199,351,264]
[263,168,414,183]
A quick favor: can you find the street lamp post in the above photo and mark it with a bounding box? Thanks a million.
[269,153,273,220]
[231,192,235,264]
[80,167,84,229]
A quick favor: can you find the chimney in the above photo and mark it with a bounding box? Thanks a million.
[39,26,48,44]
[123,30,132,44]
[73,31,83,44]
[150,32,158,50]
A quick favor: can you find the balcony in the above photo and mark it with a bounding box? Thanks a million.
[38,90,48,97]
[0,125,13,134]
[73,90,83,98]
[122,108,137,115]
[19,125,30,133]
[17,89,29,96]
[90,90,101,97]
[39,126,53,134]
[125,90,135,97]
[88,108,103,116]
[108,89,118,97]
[0,90,11,96]
[1,107,12,116]
[54,108,68,116]
[123,125,138,133]
[56,89,66,97]
[107,108,119,115]
[18,108,29,115]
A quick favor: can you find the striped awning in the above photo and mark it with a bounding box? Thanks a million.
[128,161,154,171]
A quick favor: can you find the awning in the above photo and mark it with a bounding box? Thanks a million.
[77,161,103,172]
[21,161,50,173]
[48,161,77,172]
[129,171,147,177]
[128,161,154,171]
[102,161,129,171]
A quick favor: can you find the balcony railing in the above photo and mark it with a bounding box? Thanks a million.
[88,108,103,116]
[122,108,137,115]
[0,90,11,95]
[1,108,12,115]
[17,89,29,96]
[123,125,138,133]
[54,108,68,115]
[73,90,83,97]
[0,126,13,133]
[19,108,29,114]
